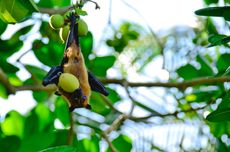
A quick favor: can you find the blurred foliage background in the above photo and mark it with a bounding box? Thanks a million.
[0,0,230,152]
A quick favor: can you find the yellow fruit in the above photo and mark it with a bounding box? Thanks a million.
[49,14,65,30]
[59,25,70,42]
[58,73,80,93]
[78,19,88,36]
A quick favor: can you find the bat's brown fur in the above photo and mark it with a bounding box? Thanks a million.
[61,41,91,109]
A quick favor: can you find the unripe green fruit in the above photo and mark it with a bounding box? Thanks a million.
[49,14,65,30]
[59,25,70,42]
[78,19,88,36]
[58,73,80,93]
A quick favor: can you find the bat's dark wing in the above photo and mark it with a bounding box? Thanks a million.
[88,72,109,96]
[42,66,62,86]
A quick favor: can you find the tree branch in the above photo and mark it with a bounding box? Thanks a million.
[100,76,230,89]
[4,76,229,94]
[15,84,57,92]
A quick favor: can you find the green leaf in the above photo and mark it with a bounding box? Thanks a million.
[0,136,21,152]
[208,34,228,47]
[107,88,121,103]
[90,55,116,77]
[185,89,221,103]
[205,0,219,5]
[39,146,77,152]
[25,64,47,81]
[206,108,230,122]
[23,111,39,137]
[52,129,69,146]
[37,0,71,8]
[215,90,230,110]
[216,53,230,73]
[77,135,100,152]
[18,132,56,152]
[196,55,214,76]
[0,25,32,59]
[33,91,49,103]
[0,19,7,35]
[176,64,199,80]
[0,83,8,99]
[32,40,64,67]
[208,121,230,137]
[0,0,38,23]
[90,92,110,115]
[0,60,19,74]
[107,135,132,152]
[1,111,24,138]
[195,6,226,17]
[34,103,54,131]
[75,8,88,16]
[80,32,93,63]
[54,98,70,127]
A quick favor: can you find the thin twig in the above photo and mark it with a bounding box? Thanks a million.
[39,6,75,15]
[104,114,128,135]
[101,132,118,152]
[67,112,75,145]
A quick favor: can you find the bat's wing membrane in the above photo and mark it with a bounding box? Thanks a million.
[88,72,109,96]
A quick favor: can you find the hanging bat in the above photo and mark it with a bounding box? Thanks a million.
[43,12,109,111]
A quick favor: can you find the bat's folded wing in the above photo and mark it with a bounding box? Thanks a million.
[88,72,109,96]
[42,66,62,86]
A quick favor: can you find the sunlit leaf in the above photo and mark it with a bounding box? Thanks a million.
[1,111,24,138]
[0,0,38,23]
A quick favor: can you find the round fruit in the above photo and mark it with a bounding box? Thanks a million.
[58,73,80,93]
[49,14,65,30]
[59,25,70,42]
[78,19,88,36]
